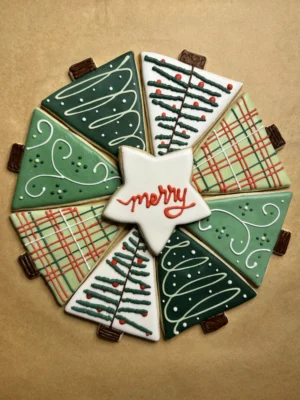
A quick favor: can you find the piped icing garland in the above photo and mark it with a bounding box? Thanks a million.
[186,192,292,286]
[42,52,146,158]
[10,204,122,305]
[142,52,242,156]
[12,109,121,210]
[158,229,256,339]
[192,93,291,195]
[65,228,160,341]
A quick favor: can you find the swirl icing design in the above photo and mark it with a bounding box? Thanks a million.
[42,52,146,157]
[158,229,256,339]
[12,109,121,210]
[186,192,293,287]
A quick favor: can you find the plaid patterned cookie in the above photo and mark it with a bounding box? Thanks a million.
[192,93,290,194]
[10,203,122,305]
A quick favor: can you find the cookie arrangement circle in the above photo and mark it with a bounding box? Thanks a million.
[9,50,292,341]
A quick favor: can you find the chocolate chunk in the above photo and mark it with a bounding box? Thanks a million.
[179,50,207,69]
[266,124,286,150]
[200,313,228,333]
[69,58,97,80]
[97,324,123,342]
[18,252,40,279]
[7,143,25,173]
[273,229,291,256]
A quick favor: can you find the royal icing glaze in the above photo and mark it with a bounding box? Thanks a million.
[141,52,243,156]
[12,109,121,210]
[186,192,292,286]
[192,93,291,194]
[41,52,146,158]
[158,229,256,339]
[65,228,160,341]
[103,146,211,255]
[10,204,122,305]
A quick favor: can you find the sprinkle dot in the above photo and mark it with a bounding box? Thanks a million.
[197,271,201,274]
[236,260,240,264]
[82,117,87,122]
[244,206,249,210]
[208,263,212,266]
[46,99,50,103]
[32,135,36,138]
[122,99,127,103]
[115,132,118,135]
[167,261,171,266]
[173,252,176,256]
[243,294,248,299]
[105,186,109,189]
[209,290,212,294]
[216,269,219,272]
[189,298,192,301]
[113,108,116,112]
[173,283,176,287]
[182,255,185,259]
[129,123,133,127]
[256,274,260,278]
[35,158,40,163]
[79,98,84,102]
[109,64,113,68]
[220,230,224,233]
[261,236,266,241]
[187,274,192,278]
[225,305,229,308]
[92,88,96,91]
[228,280,233,285]
[191,250,196,255]
[95,110,99,113]
[60,102,64,106]
[117,121,120,124]
[183,323,187,327]
[173,274,176,278]
[109,86,113,91]
[19,196,23,200]
[77,162,81,167]
[57,189,62,194]
[281,200,284,203]
[136,145,140,148]
[101,134,105,137]
[173,307,178,312]
[162,300,165,303]
[119,75,122,78]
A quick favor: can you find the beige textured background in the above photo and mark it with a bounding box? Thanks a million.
[1,1,299,399]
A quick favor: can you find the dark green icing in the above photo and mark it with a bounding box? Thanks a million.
[12,109,121,210]
[158,229,256,339]
[41,52,146,157]
[186,192,293,287]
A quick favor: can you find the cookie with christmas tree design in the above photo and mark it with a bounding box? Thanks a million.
[142,52,243,156]
[158,228,256,339]
[12,109,121,211]
[10,203,122,305]
[192,93,291,195]
[186,191,292,286]
[65,228,160,341]
[42,52,147,158]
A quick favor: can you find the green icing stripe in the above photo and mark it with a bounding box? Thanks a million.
[91,283,121,295]
[180,112,206,122]
[192,70,230,93]
[186,91,218,107]
[95,276,125,284]
[76,300,115,314]
[177,121,198,132]
[152,100,179,114]
[182,103,213,113]
[115,314,152,335]
[174,131,191,139]
[117,307,148,314]
[152,66,188,88]
[144,55,190,75]
[71,306,112,321]
[189,82,221,97]
[155,134,172,140]
[124,288,150,296]
[155,116,177,122]
[148,81,185,93]
[150,93,184,101]
[157,122,175,131]
[121,298,151,305]
[83,289,119,306]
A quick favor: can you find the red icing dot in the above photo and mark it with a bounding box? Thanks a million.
[210,96,216,102]
[201,115,206,119]
[157,79,162,84]
[162,112,166,117]
[156,89,162,94]
[140,285,146,290]
[161,141,165,145]
[111,259,118,265]
[193,101,199,107]
[119,320,126,325]
[175,74,182,80]
[122,245,126,250]
[172,104,176,108]
[97,308,102,313]
[146,333,150,336]
[227,83,233,90]
[161,59,166,62]
[182,130,187,135]
[142,312,148,317]
[86,294,92,299]
[198,82,204,87]
[143,250,146,253]
[137,258,143,264]
[112,282,119,288]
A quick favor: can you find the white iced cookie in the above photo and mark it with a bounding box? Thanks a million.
[104,146,211,255]
[141,52,243,156]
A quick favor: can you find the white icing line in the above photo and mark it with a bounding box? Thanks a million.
[213,130,241,190]
[58,209,91,271]
[26,120,54,151]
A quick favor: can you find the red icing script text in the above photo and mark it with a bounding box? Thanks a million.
[117,185,196,219]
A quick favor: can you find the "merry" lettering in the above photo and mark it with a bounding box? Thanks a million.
[117,185,196,219]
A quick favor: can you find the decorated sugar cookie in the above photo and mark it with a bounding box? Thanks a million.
[65,228,160,341]
[41,52,147,158]
[10,203,122,305]
[186,192,292,286]
[158,229,256,339]
[192,93,291,194]
[142,52,243,156]
[103,146,211,255]
[12,109,121,211]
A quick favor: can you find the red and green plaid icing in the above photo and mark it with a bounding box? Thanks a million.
[192,93,290,194]
[10,204,122,305]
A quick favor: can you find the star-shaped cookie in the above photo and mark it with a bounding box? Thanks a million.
[104,147,211,254]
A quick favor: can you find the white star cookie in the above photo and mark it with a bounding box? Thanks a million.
[104,147,211,255]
